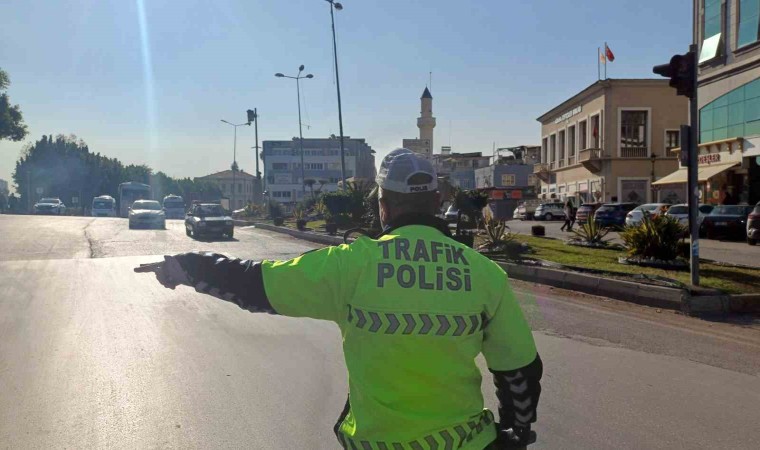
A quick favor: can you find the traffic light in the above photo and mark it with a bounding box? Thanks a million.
[653,51,695,98]
[247,109,257,125]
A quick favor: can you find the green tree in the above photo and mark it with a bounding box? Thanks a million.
[0,68,28,141]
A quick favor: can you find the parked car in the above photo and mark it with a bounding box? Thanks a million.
[535,202,566,221]
[512,205,521,220]
[594,202,637,228]
[34,197,66,215]
[444,205,469,223]
[747,202,760,245]
[128,200,166,229]
[701,204,755,240]
[664,203,713,230]
[625,203,671,227]
[575,203,602,225]
[185,203,234,239]
[514,202,537,221]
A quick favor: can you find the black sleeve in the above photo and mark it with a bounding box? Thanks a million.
[490,354,543,431]
[174,251,278,314]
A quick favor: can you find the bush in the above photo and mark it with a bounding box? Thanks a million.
[571,220,611,246]
[345,180,375,224]
[322,192,351,218]
[267,200,284,219]
[451,187,489,227]
[619,214,686,261]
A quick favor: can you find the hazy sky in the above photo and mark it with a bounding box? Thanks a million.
[0,0,689,191]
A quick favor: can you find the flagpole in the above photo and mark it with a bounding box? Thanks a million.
[597,47,601,81]
[604,42,608,79]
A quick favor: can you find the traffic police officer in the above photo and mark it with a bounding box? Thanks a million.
[137,149,543,449]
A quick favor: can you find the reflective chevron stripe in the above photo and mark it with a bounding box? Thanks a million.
[347,306,488,337]
[338,410,495,450]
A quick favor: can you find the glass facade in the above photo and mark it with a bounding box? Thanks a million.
[704,0,722,40]
[700,77,760,142]
[738,0,760,48]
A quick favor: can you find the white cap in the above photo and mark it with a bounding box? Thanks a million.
[376,148,438,196]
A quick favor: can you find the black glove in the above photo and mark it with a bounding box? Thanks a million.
[493,426,535,449]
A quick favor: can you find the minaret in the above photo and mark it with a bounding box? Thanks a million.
[417,87,436,156]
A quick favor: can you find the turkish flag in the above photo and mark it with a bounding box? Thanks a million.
[605,44,615,62]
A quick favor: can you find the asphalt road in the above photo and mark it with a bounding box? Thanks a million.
[1,215,759,449]
[505,218,759,267]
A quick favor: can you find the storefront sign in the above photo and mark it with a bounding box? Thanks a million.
[698,153,721,165]
[553,105,582,124]
[511,190,523,199]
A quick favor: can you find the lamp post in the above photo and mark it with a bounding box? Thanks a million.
[247,109,262,204]
[221,118,250,211]
[275,66,314,198]
[325,0,347,190]
[650,153,658,202]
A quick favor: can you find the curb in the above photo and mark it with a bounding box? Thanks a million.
[238,220,758,316]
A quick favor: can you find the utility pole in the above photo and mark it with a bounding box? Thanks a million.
[248,108,262,204]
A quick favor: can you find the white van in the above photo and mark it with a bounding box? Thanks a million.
[162,195,186,219]
[91,195,116,217]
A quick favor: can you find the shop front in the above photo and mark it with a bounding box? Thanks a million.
[653,137,752,205]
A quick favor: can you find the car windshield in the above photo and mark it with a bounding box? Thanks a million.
[39,198,59,204]
[596,205,617,212]
[668,206,688,215]
[710,206,751,216]
[699,205,715,214]
[197,205,224,216]
[133,201,161,211]
[93,200,112,209]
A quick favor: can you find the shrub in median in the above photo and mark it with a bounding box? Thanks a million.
[569,220,612,248]
[620,214,686,261]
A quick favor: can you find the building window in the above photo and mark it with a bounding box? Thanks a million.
[558,130,566,167]
[665,130,680,151]
[549,134,556,165]
[238,183,242,193]
[304,163,324,170]
[738,0,760,48]
[590,114,601,148]
[541,137,548,163]
[700,76,760,141]
[578,119,588,150]
[528,174,538,186]
[620,110,649,157]
[699,0,723,63]
[568,125,576,160]
[272,163,288,170]
[501,174,516,186]
[272,191,292,198]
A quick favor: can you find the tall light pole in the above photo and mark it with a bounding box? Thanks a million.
[325,0,347,190]
[247,109,262,204]
[221,119,250,211]
[276,66,314,198]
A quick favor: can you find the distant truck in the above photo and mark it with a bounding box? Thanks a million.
[91,195,116,217]
[162,194,185,219]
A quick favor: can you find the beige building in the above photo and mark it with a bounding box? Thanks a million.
[535,79,688,205]
[197,169,258,210]
[653,0,760,205]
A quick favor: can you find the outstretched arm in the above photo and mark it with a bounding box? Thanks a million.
[135,252,277,314]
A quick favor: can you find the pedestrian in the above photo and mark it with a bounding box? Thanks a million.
[560,200,574,232]
[137,148,543,450]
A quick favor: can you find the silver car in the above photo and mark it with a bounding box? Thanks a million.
[664,203,714,229]
[625,203,670,227]
[128,200,166,229]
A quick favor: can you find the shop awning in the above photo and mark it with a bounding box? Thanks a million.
[653,162,739,186]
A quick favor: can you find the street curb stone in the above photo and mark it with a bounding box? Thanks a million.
[238,220,756,315]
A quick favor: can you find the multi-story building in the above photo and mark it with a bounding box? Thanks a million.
[474,146,540,219]
[433,148,491,189]
[261,136,376,205]
[535,79,688,205]
[196,169,258,210]
[654,1,760,205]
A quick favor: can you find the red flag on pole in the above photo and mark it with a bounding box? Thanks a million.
[605,44,615,62]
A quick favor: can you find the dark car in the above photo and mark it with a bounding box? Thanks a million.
[747,202,760,245]
[185,203,234,239]
[593,202,637,228]
[575,203,602,225]
[700,204,754,240]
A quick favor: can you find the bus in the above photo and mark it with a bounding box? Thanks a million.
[118,182,152,218]
[162,194,186,219]
[91,195,116,217]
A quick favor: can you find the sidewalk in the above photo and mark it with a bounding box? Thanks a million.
[505,219,759,268]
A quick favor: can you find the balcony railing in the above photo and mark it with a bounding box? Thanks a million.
[568,155,576,165]
[578,148,602,162]
[557,160,565,168]
[621,146,648,158]
[533,163,550,174]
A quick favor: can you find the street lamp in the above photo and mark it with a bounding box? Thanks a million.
[325,0,347,190]
[275,66,314,198]
[221,118,250,211]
